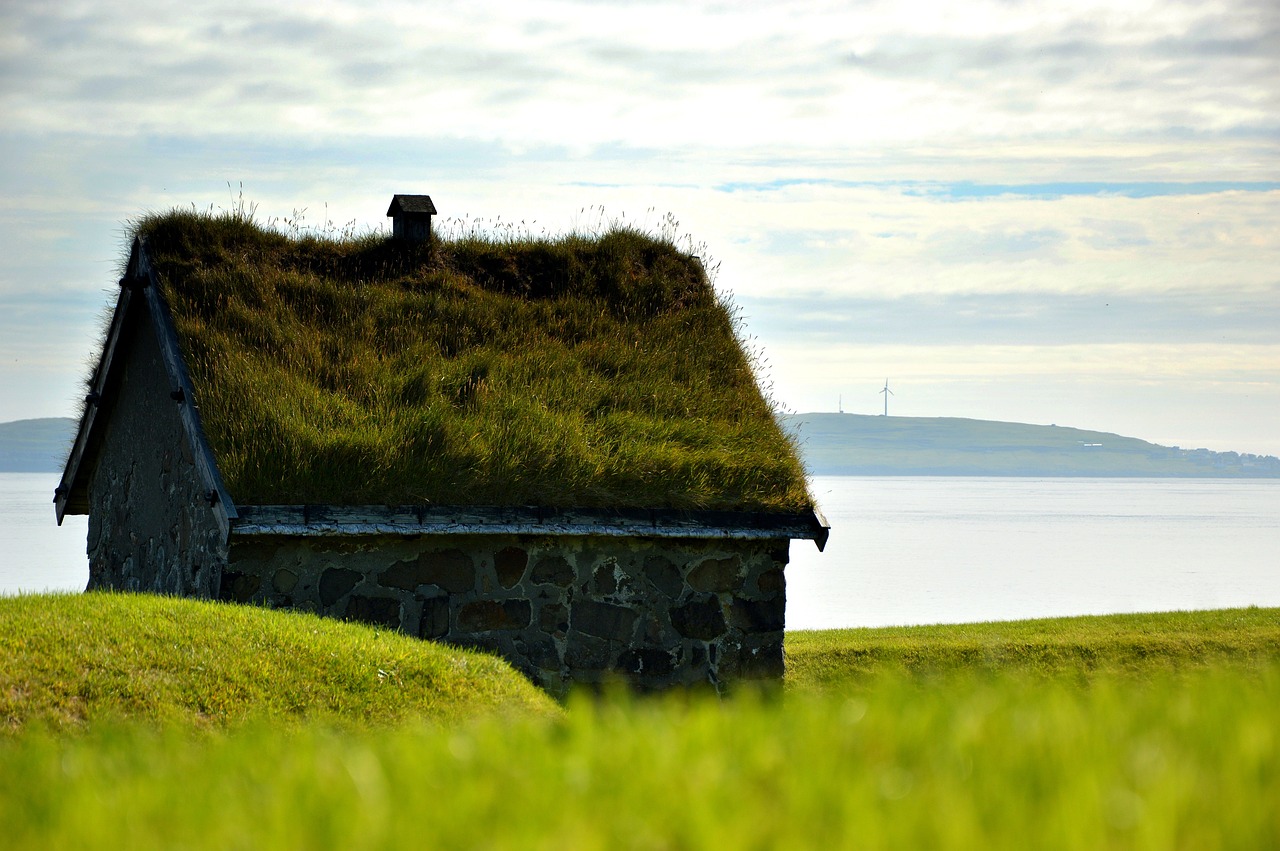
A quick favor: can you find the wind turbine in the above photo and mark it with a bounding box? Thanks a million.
[880,379,894,416]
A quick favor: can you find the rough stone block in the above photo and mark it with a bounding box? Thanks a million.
[564,630,611,670]
[718,632,785,683]
[454,633,519,664]
[687,643,710,678]
[494,546,528,588]
[641,612,664,643]
[616,647,674,678]
[538,601,569,634]
[643,555,683,599]
[741,641,785,680]
[516,634,562,670]
[218,571,260,603]
[530,555,574,587]
[572,600,637,641]
[687,556,742,593]
[591,560,618,595]
[757,568,785,595]
[457,599,532,631]
[319,567,361,606]
[730,596,785,633]
[671,594,727,640]
[419,593,450,639]
[272,569,298,594]
[346,595,402,629]
[381,549,474,593]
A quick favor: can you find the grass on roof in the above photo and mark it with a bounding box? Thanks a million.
[130,210,811,511]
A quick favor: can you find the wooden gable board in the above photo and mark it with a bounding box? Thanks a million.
[56,237,238,539]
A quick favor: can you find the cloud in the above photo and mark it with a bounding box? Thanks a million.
[737,287,1280,347]
[1079,219,1151,250]
[715,179,1280,198]
[0,0,1275,448]
[4,0,1275,149]
[838,5,1279,134]
[923,226,1068,262]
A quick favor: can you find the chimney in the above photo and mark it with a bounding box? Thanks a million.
[387,194,437,243]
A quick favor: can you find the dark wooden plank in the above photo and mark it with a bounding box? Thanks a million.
[55,285,135,522]
[232,503,829,548]
[135,238,238,536]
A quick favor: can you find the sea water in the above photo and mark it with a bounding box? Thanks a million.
[3,472,1278,630]
[789,476,1280,629]
[1,473,89,594]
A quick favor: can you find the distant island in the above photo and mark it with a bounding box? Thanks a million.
[780,413,1280,477]
[0,418,74,473]
[3,414,1279,477]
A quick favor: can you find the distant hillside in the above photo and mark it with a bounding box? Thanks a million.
[0,418,74,472]
[782,413,1280,477]
[5,414,1279,478]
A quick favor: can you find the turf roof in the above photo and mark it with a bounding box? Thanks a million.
[131,210,812,512]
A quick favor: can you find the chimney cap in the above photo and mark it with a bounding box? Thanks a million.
[387,195,437,217]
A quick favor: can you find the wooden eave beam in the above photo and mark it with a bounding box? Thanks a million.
[232,504,830,551]
[55,286,135,522]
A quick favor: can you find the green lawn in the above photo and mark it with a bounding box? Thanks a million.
[786,606,1280,688]
[2,595,1276,849]
[0,592,556,731]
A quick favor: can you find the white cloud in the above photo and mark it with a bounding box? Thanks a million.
[0,0,1276,451]
[3,0,1275,148]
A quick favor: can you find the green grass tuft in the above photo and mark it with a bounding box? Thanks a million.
[127,209,811,511]
[0,592,557,732]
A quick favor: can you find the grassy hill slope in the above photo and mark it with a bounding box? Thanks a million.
[783,412,1280,477]
[786,606,1280,688]
[1,602,1276,849]
[0,592,556,731]
[8,412,1279,478]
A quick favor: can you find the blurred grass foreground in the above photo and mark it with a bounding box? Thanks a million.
[2,593,1277,850]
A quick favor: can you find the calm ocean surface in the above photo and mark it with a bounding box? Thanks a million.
[3,472,1278,630]
[1,474,90,594]
[790,475,1280,629]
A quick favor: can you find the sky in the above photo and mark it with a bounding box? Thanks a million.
[2,0,1278,454]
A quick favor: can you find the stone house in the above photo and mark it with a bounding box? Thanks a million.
[56,200,828,694]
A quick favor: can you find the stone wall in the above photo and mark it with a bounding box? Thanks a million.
[222,532,788,694]
[86,306,226,596]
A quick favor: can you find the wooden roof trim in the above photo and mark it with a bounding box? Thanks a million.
[56,237,239,535]
[55,285,134,522]
[386,194,437,216]
[232,504,830,551]
[134,238,238,533]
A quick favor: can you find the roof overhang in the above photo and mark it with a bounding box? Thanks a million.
[232,504,830,551]
[55,237,238,536]
[55,228,829,554]
[386,194,437,217]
